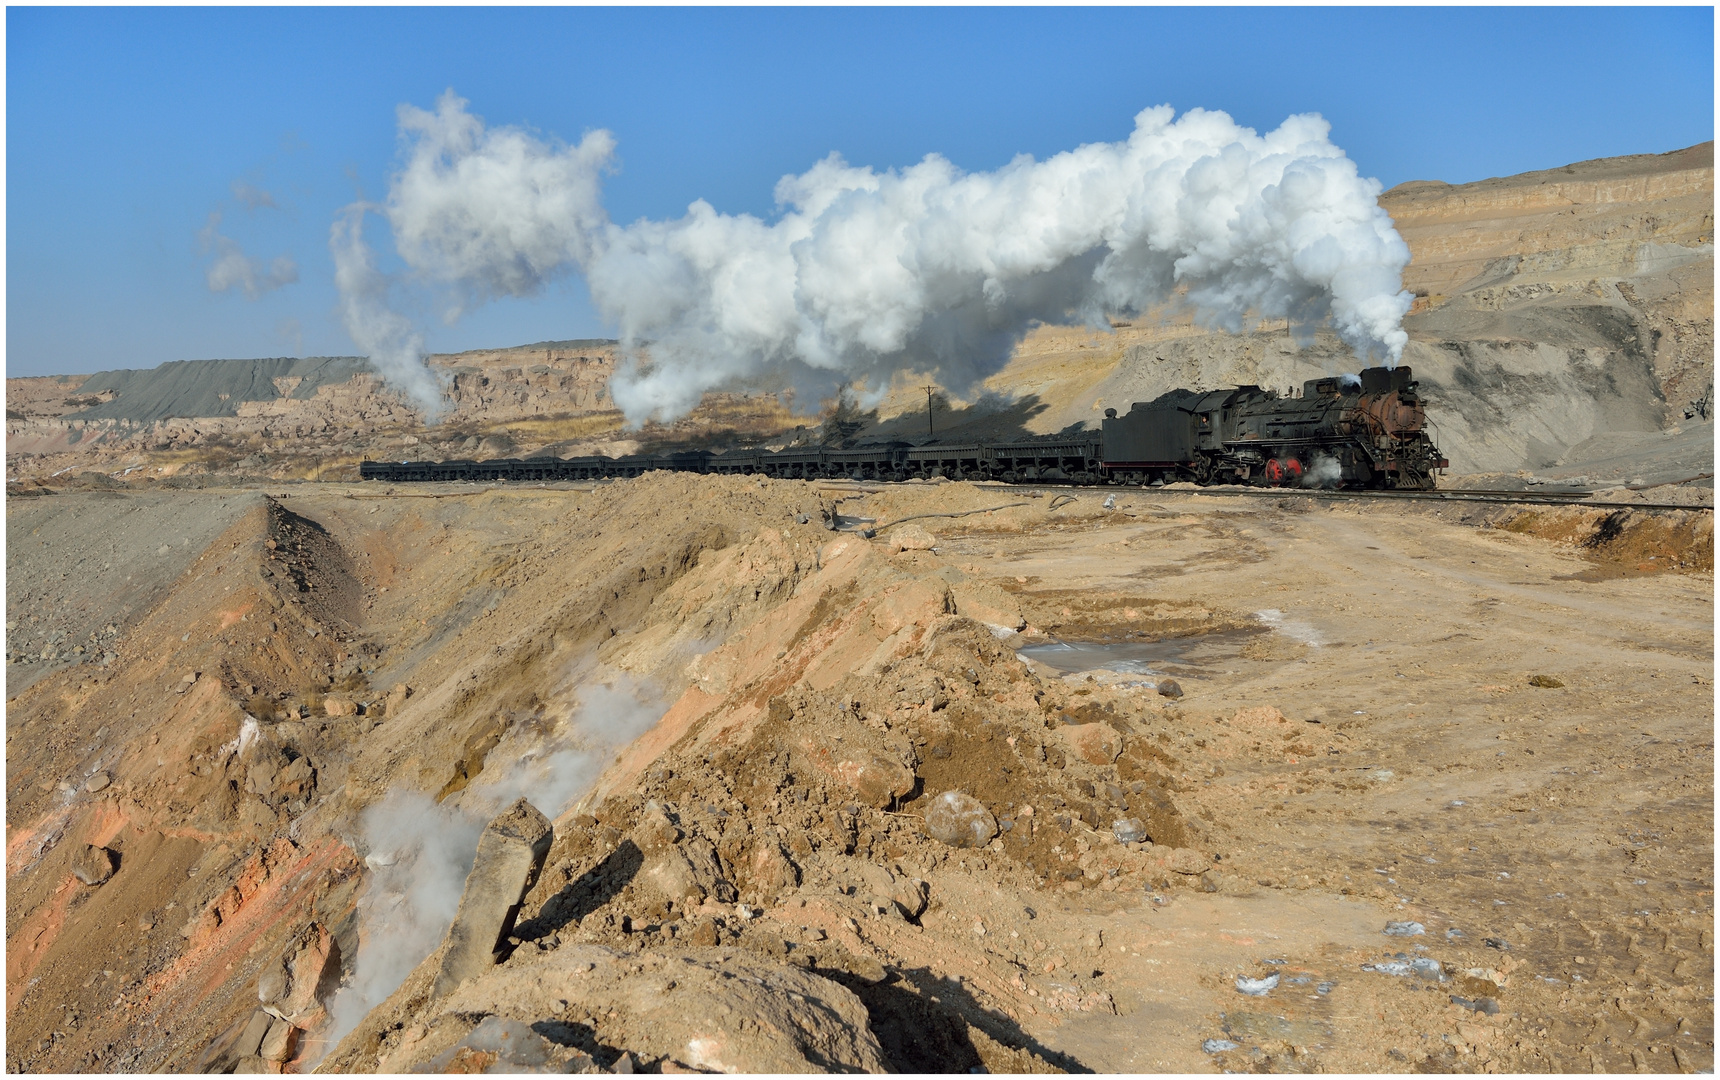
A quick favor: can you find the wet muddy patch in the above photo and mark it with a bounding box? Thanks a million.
[1018,629,1265,681]
[1005,589,1255,642]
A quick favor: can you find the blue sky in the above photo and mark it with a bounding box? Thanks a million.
[7,6,1713,378]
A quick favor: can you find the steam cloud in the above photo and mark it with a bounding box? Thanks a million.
[1301,450,1344,488]
[231,180,280,212]
[315,669,664,1062]
[199,211,298,300]
[336,90,1414,426]
[328,205,445,416]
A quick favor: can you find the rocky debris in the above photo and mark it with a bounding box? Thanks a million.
[1061,722,1123,765]
[70,844,116,886]
[174,670,201,694]
[84,771,111,793]
[924,790,999,849]
[829,754,914,811]
[197,1009,275,1073]
[1156,677,1183,698]
[243,739,316,812]
[321,696,356,718]
[385,682,413,717]
[629,801,736,909]
[258,923,339,1025]
[779,696,917,810]
[432,799,555,998]
[394,945,887,1074]
[857,861,929,919]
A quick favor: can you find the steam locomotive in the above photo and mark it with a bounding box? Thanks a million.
[360,365,1447,490]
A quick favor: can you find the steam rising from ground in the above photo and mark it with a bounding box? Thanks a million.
[333,91,1413,425]
[315,670,664,1062]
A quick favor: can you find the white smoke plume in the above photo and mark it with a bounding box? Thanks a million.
[386,91,614,321]
[231,180,279,211]
[328,203,446,416]
[313,669,664,1063]
[348,92,1414,427]
[199,211,298,300]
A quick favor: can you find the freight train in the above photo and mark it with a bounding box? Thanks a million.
[360,365,1447,490]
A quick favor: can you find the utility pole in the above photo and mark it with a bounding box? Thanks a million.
[923,384,937,440]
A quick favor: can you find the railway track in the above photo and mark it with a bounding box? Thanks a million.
[813,479,1713,513]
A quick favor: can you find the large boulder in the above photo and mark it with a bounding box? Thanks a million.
[258,922,339,1025]
[390,945,887,1074]
[432,798,554,998]
[71,844,116,886]
[923,790,998,849]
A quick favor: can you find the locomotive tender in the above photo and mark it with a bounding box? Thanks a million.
[360,365,1446,490]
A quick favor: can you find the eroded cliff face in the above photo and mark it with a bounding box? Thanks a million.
[4,343,628,481]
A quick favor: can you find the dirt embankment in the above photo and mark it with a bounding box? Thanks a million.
[10,474,1708,1074]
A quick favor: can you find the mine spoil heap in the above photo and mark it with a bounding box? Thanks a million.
[5,470,1712,1074]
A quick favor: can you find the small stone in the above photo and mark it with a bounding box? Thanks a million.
[85,771,111,793]
[1112,818,1148,844]
[1157,678,1183,699]
[923,791,998,849]
[689,919,720,947]
[385,683,413,717]
[888,524,937,552]
[1202,1039,1240,1053]
[1384,921,1426,936]
[1528,674,1564,688]
[1061,723,1122,765]
[321,696,356,718]
[71,845,117,886]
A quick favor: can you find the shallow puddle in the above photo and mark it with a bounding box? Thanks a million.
[1017,628,1262,677]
